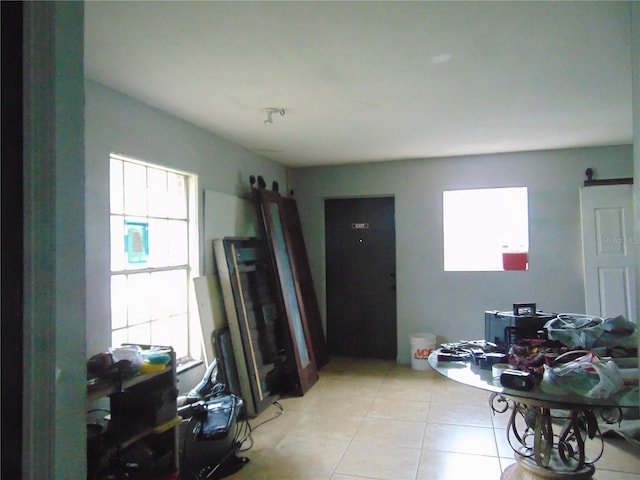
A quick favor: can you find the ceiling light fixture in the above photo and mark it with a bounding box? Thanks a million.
[261,107,285,126]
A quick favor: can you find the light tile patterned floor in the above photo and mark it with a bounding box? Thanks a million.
[225,356,640,480]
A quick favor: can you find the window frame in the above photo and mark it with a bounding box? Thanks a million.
[109,153,200,362]
[442,186,529,272]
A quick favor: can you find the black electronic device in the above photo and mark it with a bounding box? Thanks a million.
[178,394,247,480]
[177,361,249,480]
[500,369,535,391]
[437,350,471,362]
[485,310,556,349]
[513,303,536,317]
[438,340,501,364]
[478,352,508,370]
[192,394,240,441]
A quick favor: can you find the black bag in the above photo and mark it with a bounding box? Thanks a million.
[179,393,248,480]
[193,394,239,441]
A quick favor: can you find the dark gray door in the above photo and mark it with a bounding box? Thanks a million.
[325,197,396,359]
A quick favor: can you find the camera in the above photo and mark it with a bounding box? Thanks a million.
[500,369,535,391]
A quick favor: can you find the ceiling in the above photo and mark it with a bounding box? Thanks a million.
[84,1,633,168]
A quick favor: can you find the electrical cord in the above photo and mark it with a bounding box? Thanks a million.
[238,401,284,452]
[251,401,284,431]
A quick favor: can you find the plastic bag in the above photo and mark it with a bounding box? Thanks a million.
[544,314,603,348]
[109,345,144,373]
[540,351,624,399]
[544,313,637,350]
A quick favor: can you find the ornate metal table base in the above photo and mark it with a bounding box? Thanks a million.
[501,461,593,480]
[490,393,620,480]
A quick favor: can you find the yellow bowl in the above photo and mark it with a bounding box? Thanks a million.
[139,362,166,374]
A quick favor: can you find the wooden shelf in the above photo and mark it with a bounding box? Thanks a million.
[87,365,172,403]
[584,177,633,186]
[86,345,179,479]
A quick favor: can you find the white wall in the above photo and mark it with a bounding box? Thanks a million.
[84,80,286,387]
[291,145,633,363]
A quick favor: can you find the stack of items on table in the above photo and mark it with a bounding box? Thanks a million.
[507,313,638,400]
[437,340,508,367]
[436,311,637,400]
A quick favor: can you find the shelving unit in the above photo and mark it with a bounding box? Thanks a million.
[86,345,179,480]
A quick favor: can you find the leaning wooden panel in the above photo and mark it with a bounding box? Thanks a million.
[213,237,286,416]
[281,196,330,369]
[253,187,319,395]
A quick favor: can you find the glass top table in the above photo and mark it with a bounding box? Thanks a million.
[429,349,639,480]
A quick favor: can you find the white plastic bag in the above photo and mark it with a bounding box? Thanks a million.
[540,351,624,399]
[543,314,603,348]
[544,313,637,350]
[109,345,144,371]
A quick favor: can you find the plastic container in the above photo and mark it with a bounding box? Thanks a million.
[139,361,167,374]
[502,252,528,270]
[410,333,436,371]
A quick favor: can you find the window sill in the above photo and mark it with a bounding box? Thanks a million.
[176,358,203,375]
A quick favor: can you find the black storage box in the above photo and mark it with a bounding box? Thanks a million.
[110,374,178,429]
[485,310,556,350]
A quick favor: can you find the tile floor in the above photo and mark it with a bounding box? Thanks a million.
[226,356,640,480]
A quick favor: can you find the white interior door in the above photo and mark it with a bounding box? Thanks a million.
[580,184,636,320]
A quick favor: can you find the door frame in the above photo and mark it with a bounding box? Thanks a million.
[580,183,637,319]
[324,195,397,359]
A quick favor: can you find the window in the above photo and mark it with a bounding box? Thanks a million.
[110,154,199,360]
[443,187,529,271]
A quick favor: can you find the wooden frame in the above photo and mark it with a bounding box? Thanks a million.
[280,196,329,368]
[214,237,286,415]
[253,187,319,395]
[584,177,632,187]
